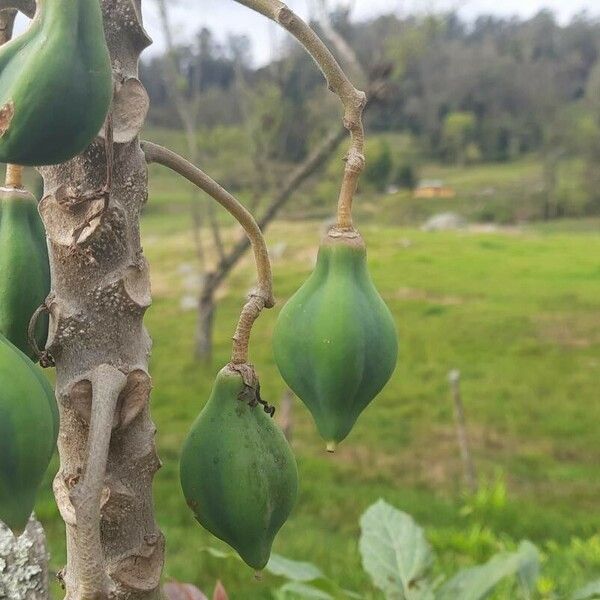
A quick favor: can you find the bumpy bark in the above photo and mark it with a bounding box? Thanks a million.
[36,1,162,597]
[0,518,49,600]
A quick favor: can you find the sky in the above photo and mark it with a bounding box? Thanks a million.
[138,0,600,64]
[13,0,600,65]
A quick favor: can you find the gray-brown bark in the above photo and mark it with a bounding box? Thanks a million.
[196,282,215,362]
[36,1,163,597]
[0,518,49,600]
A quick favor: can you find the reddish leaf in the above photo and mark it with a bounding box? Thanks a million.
[213,580,229,600]
[163,582,208,600]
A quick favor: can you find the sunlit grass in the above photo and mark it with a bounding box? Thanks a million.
[37,169,600,597]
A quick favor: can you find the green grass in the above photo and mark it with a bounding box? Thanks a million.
[28,132,599,596]
[36,198,600,597]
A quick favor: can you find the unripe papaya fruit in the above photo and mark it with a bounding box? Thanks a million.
[0,0,112,166]
[12,342,59,444]
[180,365,299,570]
[273,229,398,449]
[0,333,57,534]
[0,187,50,359]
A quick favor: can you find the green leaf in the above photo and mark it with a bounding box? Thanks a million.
[436,541,541,600]
[515,541,540,595]
[274,582,335,599]
[267,554,325,583]
[359,499,434,599]
[267,553,362,598]
[572,580,600,600]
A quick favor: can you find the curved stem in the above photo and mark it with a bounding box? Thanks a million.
[5,163,22,188]
[141,140,274,365]
[234,0,366,229]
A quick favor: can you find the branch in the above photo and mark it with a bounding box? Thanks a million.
[141,141,274,364]
[207,202,227,263]
[154,0,226,269]
[205,124,347,301]
[154,0,200,155]
[5,163,22,187]
[195,74,387,304]
[70,365,127,599]
[313,0,366,85]
[234,0,366,229]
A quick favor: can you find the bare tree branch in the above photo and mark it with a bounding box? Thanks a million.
[207,124,347,301]
[154,0,227,265]
[154,0,200,153]
[207,202,227,263]
[312,0,366,84]
[234,0,366,229]
[194,75,387,299]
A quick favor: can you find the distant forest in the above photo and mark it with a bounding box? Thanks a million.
[141,9,600,212]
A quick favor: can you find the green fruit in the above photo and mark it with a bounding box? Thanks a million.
[273,230,398,448]
[180,365,299,570]
[0,333,57,534]
[0,0,112,166]
[0,187,50,359]
[12,343,59,444]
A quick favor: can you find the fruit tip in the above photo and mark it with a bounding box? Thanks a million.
[326,441,337,453]
[254,569,263,581]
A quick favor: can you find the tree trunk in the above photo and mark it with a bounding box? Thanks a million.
[0,517,49,599]
[195,280,215,362]
[37,2,163,598]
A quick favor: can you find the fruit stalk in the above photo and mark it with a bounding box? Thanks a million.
[5,163,22,188]
[233,0,366,229]
[141,141,274,364]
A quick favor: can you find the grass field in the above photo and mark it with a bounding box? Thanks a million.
[36,180,600,597]
[21,139,598,597]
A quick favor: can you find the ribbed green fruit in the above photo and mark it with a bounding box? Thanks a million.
[0,0,112,166]
[12,342,59,444]
[0,333,57,534]
[180,365,299,570]
[273,230,398,449]
[0,187,50,359]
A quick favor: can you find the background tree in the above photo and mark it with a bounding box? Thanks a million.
[148,0,389,361]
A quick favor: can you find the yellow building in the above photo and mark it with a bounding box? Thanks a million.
[414,179,456,199]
